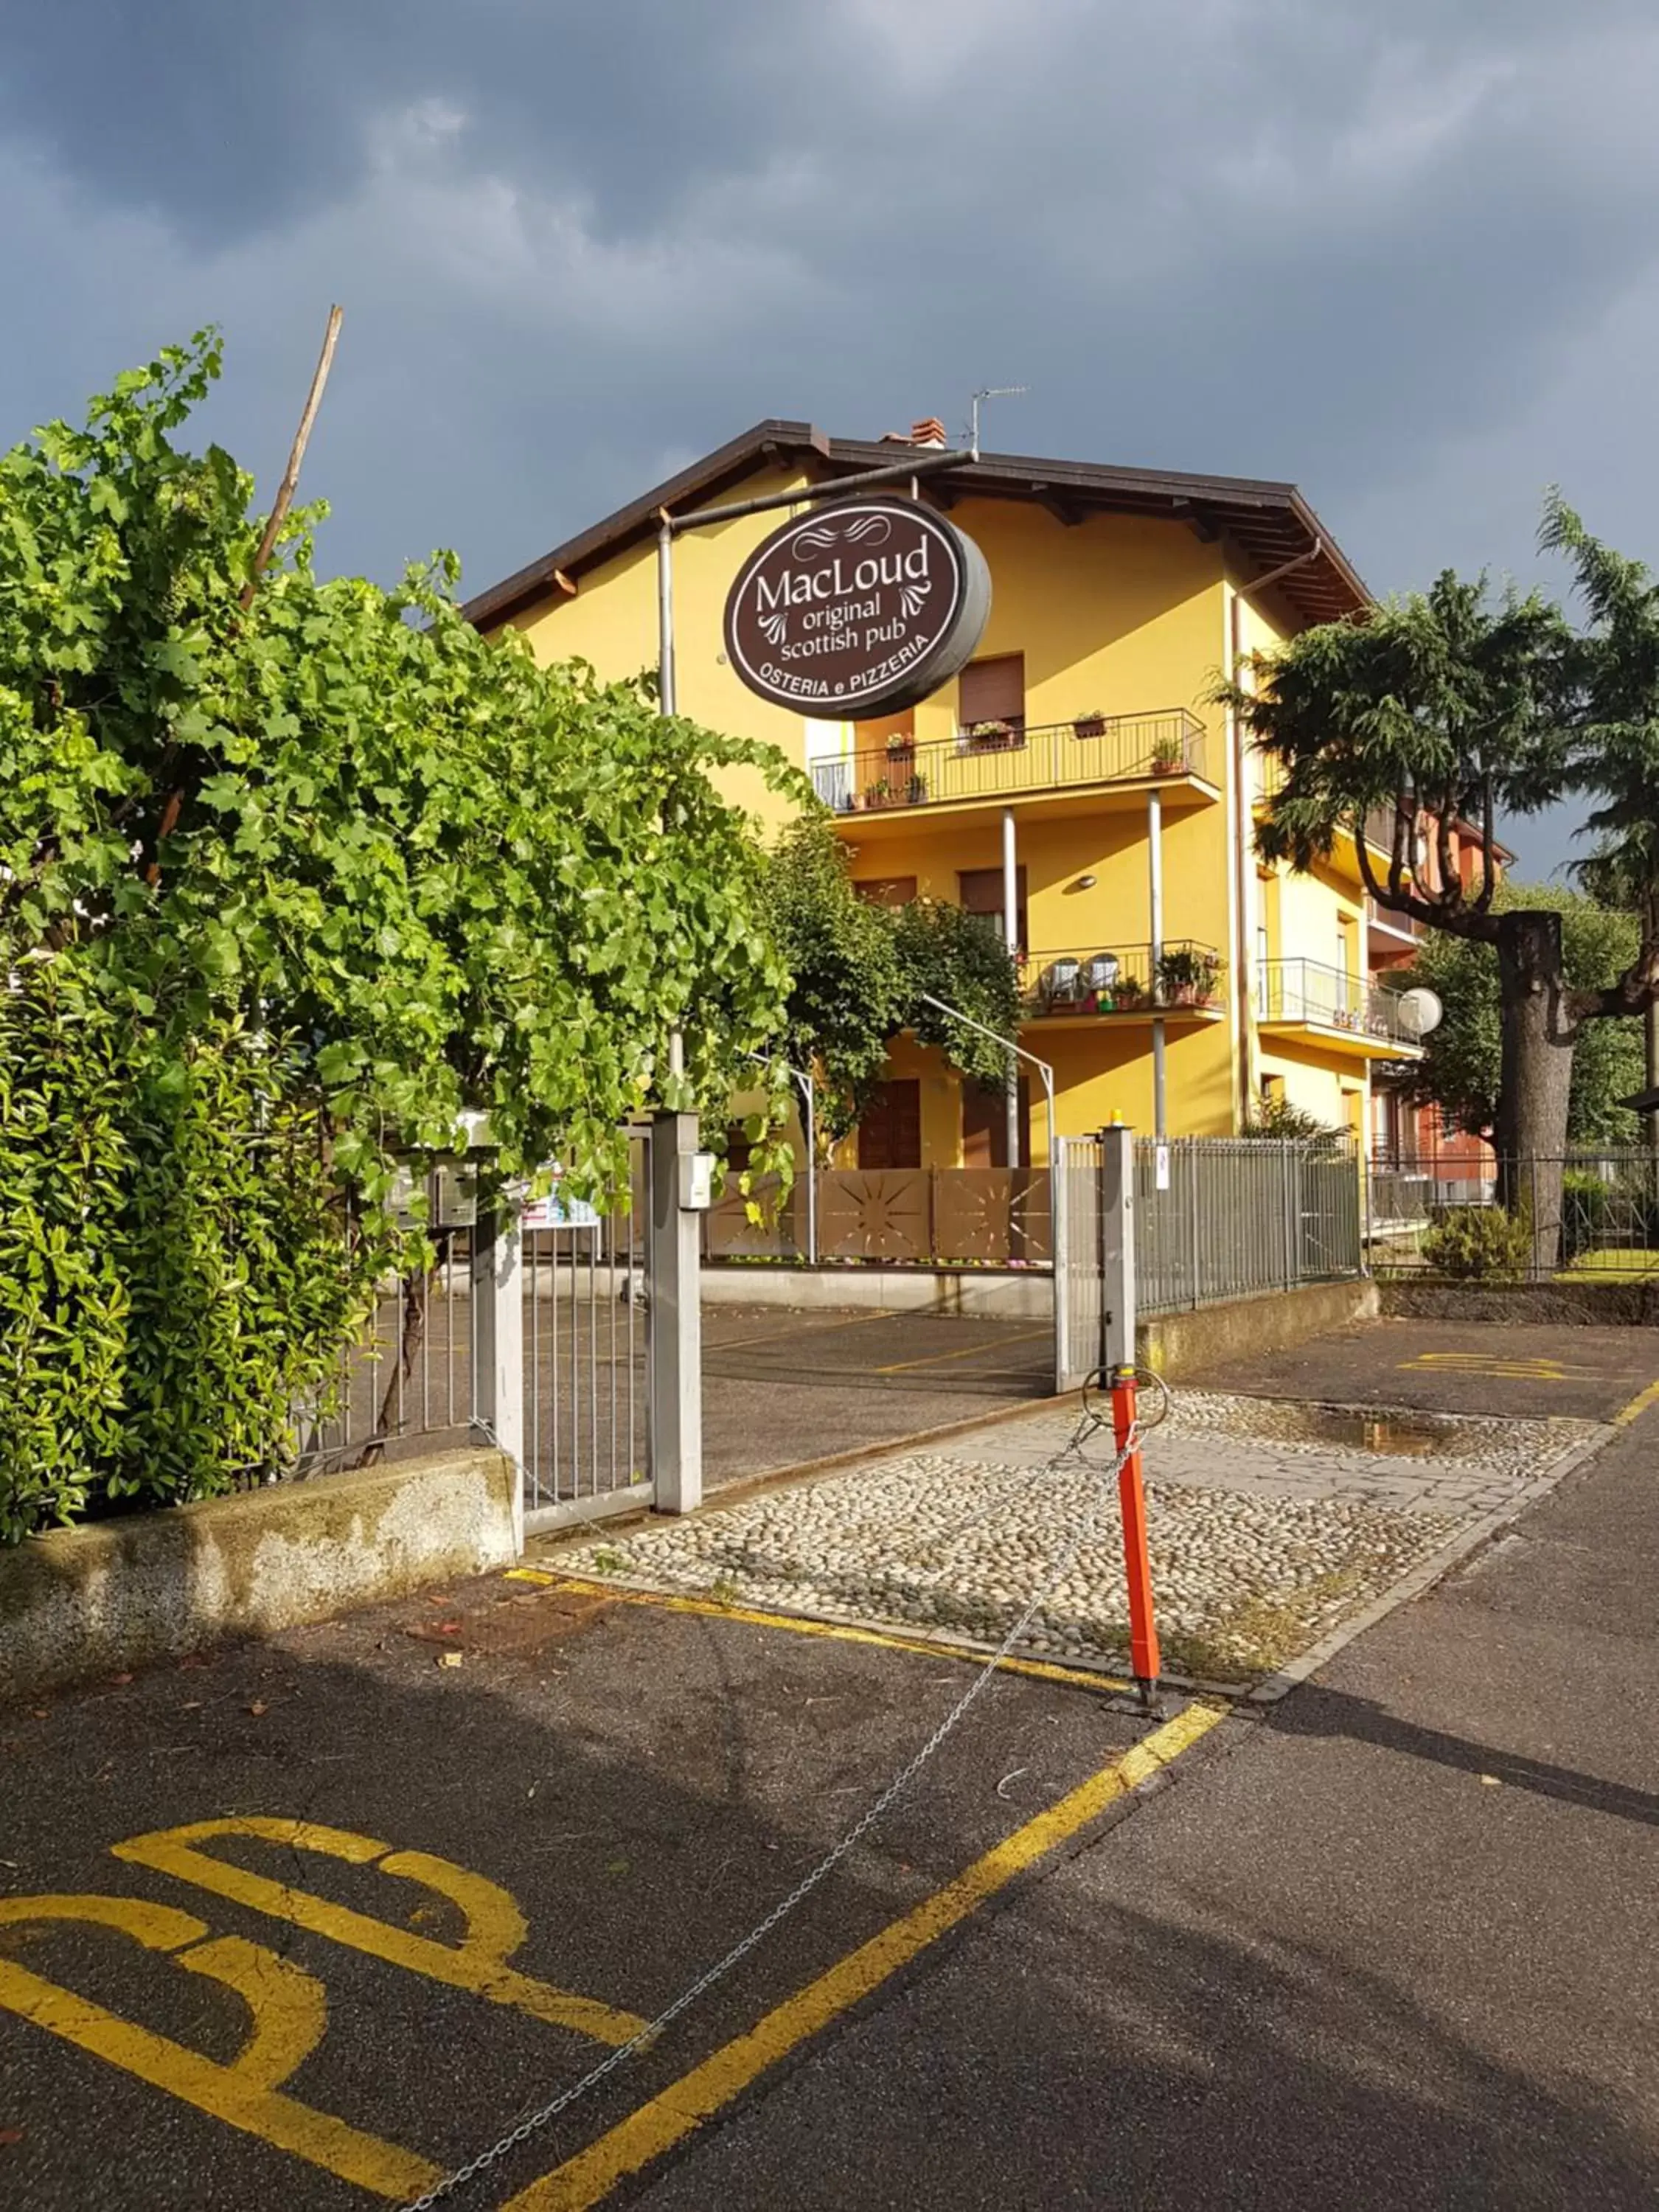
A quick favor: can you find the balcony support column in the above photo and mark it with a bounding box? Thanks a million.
[1003,806,1022,1167]
[1148,786,1167,1137]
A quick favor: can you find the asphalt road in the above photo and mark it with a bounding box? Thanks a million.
[1189,1316,1658,1423]
[0,1555,1161,2209]
[627,1405,1659,2211]
[5,1318,1656,2210]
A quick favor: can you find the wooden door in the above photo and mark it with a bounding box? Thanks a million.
[858,1079,922,1169]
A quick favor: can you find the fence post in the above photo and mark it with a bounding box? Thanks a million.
[650,1110,703,1514]
[1099,1123,1161,1711]
[471,1183,525,1556]
[1281,1141,1296,1291]
[1051,1138,1070,1394]
[1099,1125,1135,1375]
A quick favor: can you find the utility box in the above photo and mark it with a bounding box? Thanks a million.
[677,1152,716,1212]
[433,1161,479,1229]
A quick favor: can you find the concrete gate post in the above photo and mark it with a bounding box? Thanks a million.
[650,1111,703,1514]
[470,1181,525,1556]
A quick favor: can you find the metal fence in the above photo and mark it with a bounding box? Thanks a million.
[809,707,1209,816]
[1368,1150,1659,1281]
[703,1166,1053,1270]
[1134,1137,1364,1316]
[293,1131,655,1532]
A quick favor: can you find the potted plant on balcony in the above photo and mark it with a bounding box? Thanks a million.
[905,772,928,804]
[1155,945,1220,1007]
[863,776,897,810]
[1149,736,1185,776]
[886,729,916,767]
[967,718,1015,751]
[1073,708,1107,740]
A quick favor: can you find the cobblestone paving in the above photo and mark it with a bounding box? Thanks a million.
[561,1394,1602,1682]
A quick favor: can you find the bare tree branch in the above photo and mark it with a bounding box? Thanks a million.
[241,305,344,611]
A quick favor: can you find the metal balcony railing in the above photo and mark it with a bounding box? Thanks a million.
[1020,941,1225,1017]
[811,707,1208,815]
[1257,958,1417,1043]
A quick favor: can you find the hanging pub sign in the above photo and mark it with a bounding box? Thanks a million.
[723,497,991,720]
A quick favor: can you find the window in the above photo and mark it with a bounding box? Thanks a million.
[958,654,1026,740]
[958,865,1028,953]
[858,1079,922,1170]
[852,876,917,908]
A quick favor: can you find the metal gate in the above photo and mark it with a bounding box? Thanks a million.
[1053,1133,1107,1391]
[519,1126,653,1536]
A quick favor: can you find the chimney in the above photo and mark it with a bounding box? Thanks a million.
[879,416,950,449]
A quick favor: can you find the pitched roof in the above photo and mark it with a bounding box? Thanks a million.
[462,419,1369,631]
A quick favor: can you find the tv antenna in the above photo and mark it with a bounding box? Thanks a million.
[969,385,1027,459]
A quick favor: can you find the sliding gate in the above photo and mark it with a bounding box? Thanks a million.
[1053,1133,1107,1392]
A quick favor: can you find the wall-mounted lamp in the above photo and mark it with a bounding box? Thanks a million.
[1074,873,1097,891]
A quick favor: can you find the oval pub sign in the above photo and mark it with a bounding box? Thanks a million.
[723,498,991,720]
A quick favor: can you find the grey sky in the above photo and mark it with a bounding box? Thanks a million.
[6,0,1658,877]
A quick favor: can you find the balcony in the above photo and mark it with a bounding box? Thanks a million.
[1020,941,1226,1024]
[1257,959,1423,1059]
[813,708,1213,829]
[1366,894,1424,969]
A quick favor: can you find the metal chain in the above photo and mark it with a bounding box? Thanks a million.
[403,1398,1138,2211]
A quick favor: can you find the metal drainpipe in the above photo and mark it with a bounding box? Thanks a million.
[655,513,676,715]
[1148,785,1166,1138]
[1003,806,1021,1167]
[1231,536,1324,1127]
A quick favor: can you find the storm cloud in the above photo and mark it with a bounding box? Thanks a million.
[5,0,1658,871]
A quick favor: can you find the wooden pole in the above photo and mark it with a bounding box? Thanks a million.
[240,303,344,609]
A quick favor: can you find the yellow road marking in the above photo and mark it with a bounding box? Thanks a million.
[1613,1377,1659,1427]
[113,1818,644,2045]
[1399,1352,1593,1381]
[0,1893,438,2199]
[873,1325,1052,1376]
[502,1701,1226,2211]
[512,1573,1135,1697]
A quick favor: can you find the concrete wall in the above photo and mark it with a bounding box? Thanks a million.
[1141,1276,1380,1378]
[0,1448,519,1706]
[701,1264,1052,1318]
[701,1264,1380,1366]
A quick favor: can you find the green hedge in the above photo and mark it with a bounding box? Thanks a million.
[0,969,385,1542]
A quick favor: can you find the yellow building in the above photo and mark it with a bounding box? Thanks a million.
[466,420,1420,1164]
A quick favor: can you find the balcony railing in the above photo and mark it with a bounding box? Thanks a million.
[1258,958,1417,1043]
[1366,895,1423,944]
[811,707,1208,815]
[1020,941,1225,1017]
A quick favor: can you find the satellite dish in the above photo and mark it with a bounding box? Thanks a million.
[1394,987,1443,1040]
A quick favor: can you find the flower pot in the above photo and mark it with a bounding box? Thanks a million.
[1074,716,1106,740]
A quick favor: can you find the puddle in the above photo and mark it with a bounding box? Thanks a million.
[1173,1393,1493,1460]
[1297,1410,1458,1458]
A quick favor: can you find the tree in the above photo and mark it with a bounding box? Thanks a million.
[1224,540,1659,1265]
[0,333,800,1531]
[1402,886,1645,1145]
[0,331,799,1192]
[760,818,1020,1155]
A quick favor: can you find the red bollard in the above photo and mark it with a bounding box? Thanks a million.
[1109,1367,1161,1710]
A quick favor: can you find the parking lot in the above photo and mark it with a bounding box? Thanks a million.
[699,1307,1055,1486]
[0,1564,1203,2210]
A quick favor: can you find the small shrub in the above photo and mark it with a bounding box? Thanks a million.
[1419,1203,1531,1281]
[0,969,388,1542]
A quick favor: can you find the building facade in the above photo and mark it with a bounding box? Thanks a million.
[467,420,1422,1163]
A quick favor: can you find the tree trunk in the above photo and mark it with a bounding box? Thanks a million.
[1492,909,1575,1274]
